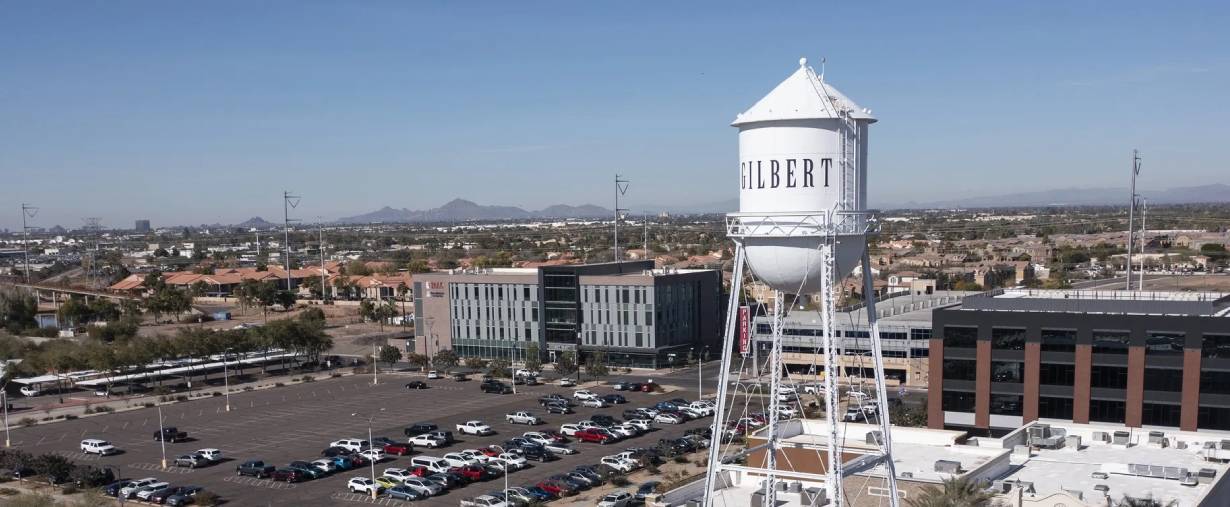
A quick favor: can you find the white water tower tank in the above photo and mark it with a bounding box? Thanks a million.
[732,58,875,293]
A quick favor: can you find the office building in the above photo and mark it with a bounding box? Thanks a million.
[929,289,1230,435]
[747,291,969,388]
[412,261,721,368]
[135,219,151,233]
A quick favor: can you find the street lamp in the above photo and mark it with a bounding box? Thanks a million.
[352,409,385,499]
[222,348,233,412]
[372,342,379,385]
[698,346,708,400]
[2,386,11,447]
[157,405,167,469]
[490,444,509,495]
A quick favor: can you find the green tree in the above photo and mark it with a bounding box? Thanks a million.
[489,359,512,379]
[87,298,120,322]
[379,345,402,367]
[189,280,209,297]
[358,300,376,323]
[56,297,93,328]
[555,351,578,377]
[274,290,296,312]
[1,290,39,334]
[464,356,489,369]
[31,453,73,485]
[433,349,459,370]
[298,307,326,329]
[253,281,280,321]
[523,342,542,372]
[405,353,428,369]
[906,477,995,507]
[586,351,609,378]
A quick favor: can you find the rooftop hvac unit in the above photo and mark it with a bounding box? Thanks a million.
[1181,475,1199,487]
[1176,440,1188,449]
[1148,431,1167,445]
[1221,439,1230,450]
[801,487,828,506]
[1198,468,1218,484]
[900,472,914,479]
[1065,435,1083,450]
[788,482,802,493]
[1027,424,1053,442]
[1092,431,1110,443]
[934,460,962,474]
[1113,431,1131,445]
[1094,484,1110,494]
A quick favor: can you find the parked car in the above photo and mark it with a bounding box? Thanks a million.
[310,459,338,475]
[545,402,571,414]
[80,439,119,456]
[153,427,188,442]
[427,370,442,379]
[573,390,597,400]
[460,494,509,507]
[402,477,444,496]
[559,424,582,436]
[358,449,386,462]
[347,477,384,495]
[151,484,191,503]
[234,460,274,479]
[505,411,540,425]
[558,378,576,387]
[581,398,607,408]
[330,439,369,453]
[409,434,444,448]
[654,413,684,424]
[404,422,438,437]
[174,454,208,468]
[119,478,160,498]
[387,484,428,501]
[515,369,541,378]
[599,491,634,507]
[452,373,470,381]
[602,394,627,404]
[456,420,495,436]
[591,414,619,427]
[543,442,577,455]
[135,482,172,501]
[482,382,513,394]
[271,468,304,483]
[575,429,614,444]
[539,394,570,406]
[427,430,455,444]
[405,381,428,389]
[371,437,413,455]
[165,485,204,506]
[635,481,661,502]
[525,485,557,501]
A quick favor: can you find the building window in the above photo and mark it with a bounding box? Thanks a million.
[1092,330,1130,354]
[1198,406,1230,431]
[910,328,932,341]
[943,326,978,349]
[941,390,976,412]
[989,394,1023,416]
[1040,329,1077,353]
[1202,334,1230,359]
[1039,363,1075,386]
[1143,368,1184,392]
[943,359,977,381]
[1200,370,1230,395]
[991,361,1023,383]
[1038,397,1074,419]
[1145,331,1185,356]
[991,328,1025,351]
[1089,399,1126,424]
[910,348,930,358]
[1141,403,1182,427]
[1090,365,1128,389]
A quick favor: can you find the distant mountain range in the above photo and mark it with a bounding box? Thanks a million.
[235,216,279,228]
[894,184,1230,209]
[335,199,614,224]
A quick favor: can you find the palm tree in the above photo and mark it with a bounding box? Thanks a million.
[906,477,995,507]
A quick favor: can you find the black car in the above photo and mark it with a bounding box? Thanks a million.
[602,394,627,404]
[545,402,571,414]
[321,446,353,457]
[623,408,648,420]
[104,480,134,497]
[538,394,569,406]
[149,485,188,504]
[591,415,618,427]
[154,427,188,442]
[685,427,713,439]
[523,376,540,386]
[404,422,438,437]
[481,382,512,394]
[612,380,631,391]
[626,383,643,392]
[635,481,661,502]
[520,446,557,462]
[236,460,275,478]
[405,381,428,389]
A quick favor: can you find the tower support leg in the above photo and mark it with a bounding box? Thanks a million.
[860,247,900,507]
[702,244,745,505]
[820,244,843,504]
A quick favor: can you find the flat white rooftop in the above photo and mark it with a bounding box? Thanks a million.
[995,288,1228,302]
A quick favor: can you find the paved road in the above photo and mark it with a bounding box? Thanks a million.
[8,374,713,506]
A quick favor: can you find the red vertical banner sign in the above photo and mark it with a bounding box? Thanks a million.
[738,306,750,355]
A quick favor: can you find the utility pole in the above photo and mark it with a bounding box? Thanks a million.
[1139,197,1148,290]
[643,214,648,260]
[317,218,327,301]
[614,175,629,264]
[20,204,37,284]
[283,191,301,292]
[1126,150,1141,291]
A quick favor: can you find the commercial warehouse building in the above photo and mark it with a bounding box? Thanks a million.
[929,288,1230,435]
[411,261,722,369]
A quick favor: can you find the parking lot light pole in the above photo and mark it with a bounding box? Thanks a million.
[353,409,384,499]
[223,348,232,412]
[157,405,167,469]
[491,444,508,495]
[2,389,10,447]
[372,343,378,386]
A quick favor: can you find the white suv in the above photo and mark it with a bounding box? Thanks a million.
[330,439,369,452]
[572,390,597,400]
[348,477,384,495]
[80,439,118,456]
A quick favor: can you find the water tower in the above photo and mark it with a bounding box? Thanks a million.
[703,59,900,507]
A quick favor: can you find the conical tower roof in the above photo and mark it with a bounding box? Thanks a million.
[732,58,875,126]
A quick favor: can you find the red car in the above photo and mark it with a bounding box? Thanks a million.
[575,429,613,444]
[478,446,502,457]
[542,430,569,443]
[408,466,431,477]
[537,480,576,496]
[271,468,304,483]
[450,465,487,481]
[382,442,413,455]
[344,455,368,467]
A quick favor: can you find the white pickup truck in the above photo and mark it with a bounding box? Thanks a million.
[456,420,494,436]
[505,411,540,425]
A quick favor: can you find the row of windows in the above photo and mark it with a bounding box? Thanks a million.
[755,325,928,339]
[760,343,929,358]
[944,326,1230,355]
[1144,368,1184,392]
[942,392,1230,432]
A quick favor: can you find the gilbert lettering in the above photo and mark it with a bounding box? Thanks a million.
[741,157,831,190]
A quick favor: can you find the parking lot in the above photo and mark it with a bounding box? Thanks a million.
[7,373,714,506]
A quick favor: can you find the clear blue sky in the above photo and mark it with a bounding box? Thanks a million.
[2,1,1227,230]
